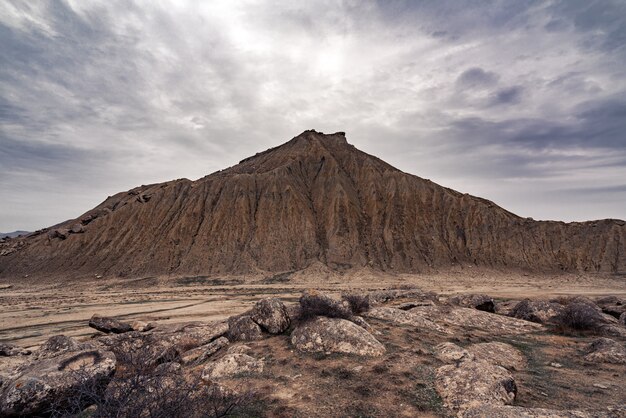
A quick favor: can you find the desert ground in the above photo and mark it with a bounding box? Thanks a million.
[1,268,624,351]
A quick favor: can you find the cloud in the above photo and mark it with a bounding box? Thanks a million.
[0,0,625,230]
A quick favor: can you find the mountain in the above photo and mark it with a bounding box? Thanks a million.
[0,130,625,279]
[0,231,30,239]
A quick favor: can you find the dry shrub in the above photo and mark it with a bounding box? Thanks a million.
[298,291,352,321]
[46,347,257,418]
[554,302,604,332]
[341,293,370,315]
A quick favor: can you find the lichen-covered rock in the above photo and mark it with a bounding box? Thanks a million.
[250,298,290,334]
[461,405,593,417]
[365,307,450,334]
[89,314,133,334]
[291,317,385,356]
[584,338,626,364]
[466,342,525,371]
[201,353,264,380]
[434,342,473,363]
[435,360,517,411]
[131,320,155,332]
[0,348,116,417]
[228,315,264,341]
[449,294,496,313]
[0,344,30,357]
[181,336,229,365]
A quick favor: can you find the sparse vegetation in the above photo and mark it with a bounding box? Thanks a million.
[298,291,352,320]
[342,293,370,315]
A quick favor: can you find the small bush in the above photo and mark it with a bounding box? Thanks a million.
[298,291,352,320]
[342,293,370,315]
[554,302,603,331]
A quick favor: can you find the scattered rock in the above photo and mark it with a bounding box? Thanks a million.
[434,342,473,363]
[461,405,593,417]
[593,383,609,389]
[228,315,264,341]
[435,360,517,411]
[584,338,626,364]
[89,314,133,334]
[130,320,155,332]
[550,362,563,368]
[0,348,116,417]
[365,307,450,334]
[69,223,84,234]
[201,353,264,380]
[35,335,90,360]
[181,336,229,365]
[227,344,251,355]
[368,288,425,304]
[291,316,385,356]
[509,299,564,324]
[467,342,525,371]
[0,344,30,357]
[449,294,496,313]
[250,297,290,334]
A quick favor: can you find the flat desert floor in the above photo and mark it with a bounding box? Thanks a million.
[1,268,625,350]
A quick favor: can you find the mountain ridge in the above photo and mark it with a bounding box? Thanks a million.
[1,130,624,279]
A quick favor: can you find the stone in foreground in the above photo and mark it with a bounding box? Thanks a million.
[435,360,517,411]
[250,297,290,334]
[0,349,116,417]
[201,353,264,380]
[584,338,626,364]
[291,316,385,356]
[89,314,133,334]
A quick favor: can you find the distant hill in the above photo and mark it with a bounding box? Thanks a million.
[0,231,30,239]
[0,130,624,279]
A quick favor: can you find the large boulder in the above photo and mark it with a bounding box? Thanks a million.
[250,298,290,334]
[508,299,564,324]
[449,294,496,313]
[365,307,450,334]
[291,316,385,356]
[583,338,626,364]
[228,315,263,341]
[89,314,133,334]
[435,360,517,411]
[0,348,116,416]
[201,353,264,380]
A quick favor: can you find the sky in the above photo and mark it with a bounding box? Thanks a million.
[1,0,626,232]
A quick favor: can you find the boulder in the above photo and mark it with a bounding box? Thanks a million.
[0,348,116,417]
[291,317,385,356]
[0,344,30,357]
[508,299,564,324]
[227,344,251,355]
[583,338,626,364]
[466,342,525,371]
[228,315,263,341]
[434,342,473,363]
[595,296,626,320]
[365,307,450,334]
[130,320,155,332]
[89,314,133,334]
[461,405,593,417]
[368,288,426,304]
[35,335,92,360]
[69,223,84,234]
[449,294,496,313]
[620,312,626,327]
[201,353,264,380]
[250,298,290,334]
[435,360,517,411]
[181,336,229,365]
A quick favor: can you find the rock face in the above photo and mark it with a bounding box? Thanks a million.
[291,316,385,356]
[1,130,625,279]
[201,353,264,380]
[89,314,133,334]
[250,298,290,334]
[0,348,116,416]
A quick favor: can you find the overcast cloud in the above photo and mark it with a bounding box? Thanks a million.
[1,0,625,231]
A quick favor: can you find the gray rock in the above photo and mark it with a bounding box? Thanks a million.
[201,353,264,380]
[89,314,133,334]
[181,336,229,365]
[250,298,290,334]
[0,349,116,417]
[291,316,385,356]
[509,299,564,324]
[584,338,626,364]
[228,315,263,341]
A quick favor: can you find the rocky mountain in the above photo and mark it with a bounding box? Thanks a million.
[0,130,625,279]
